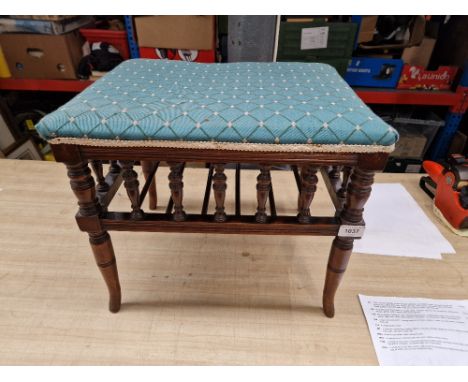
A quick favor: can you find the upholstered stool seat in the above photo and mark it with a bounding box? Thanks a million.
[37,59,397,153]
[38,59,397,318]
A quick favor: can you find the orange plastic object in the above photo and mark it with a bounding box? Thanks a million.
[423,160,468,229]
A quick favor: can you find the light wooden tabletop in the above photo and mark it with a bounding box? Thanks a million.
[0,159,466,365]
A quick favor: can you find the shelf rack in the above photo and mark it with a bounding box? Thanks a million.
[1,75,467,160]
[0,77,464,106]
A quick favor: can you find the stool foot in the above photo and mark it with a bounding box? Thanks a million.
[89,231,122,313]
[322,237,353,318]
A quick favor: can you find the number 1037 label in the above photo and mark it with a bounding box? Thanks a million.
[338,225,365,238]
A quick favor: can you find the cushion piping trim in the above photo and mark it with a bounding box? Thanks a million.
[48,137,395,154]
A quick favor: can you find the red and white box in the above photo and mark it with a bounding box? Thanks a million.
[139,47,216,63]
[397,65,459,90]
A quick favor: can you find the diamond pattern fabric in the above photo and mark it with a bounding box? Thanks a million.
[36,59,398,148]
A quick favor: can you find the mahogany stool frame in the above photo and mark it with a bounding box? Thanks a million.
[51,143,389,318]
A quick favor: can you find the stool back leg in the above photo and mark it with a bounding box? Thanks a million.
[65,161,121,313]
[322,167,374,318]
[328,165,342,192]
[255,165,272,223]
[90,160,110,192]
[141,160,158,210]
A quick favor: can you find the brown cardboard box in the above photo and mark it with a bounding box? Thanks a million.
[357,16,378,43]
[135,16,215,50]
[0,31,83,79]
[401,37,436,68]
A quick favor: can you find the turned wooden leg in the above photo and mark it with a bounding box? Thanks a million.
[323,167,374,318]
[141,160,157,210]
[168,162,187,222]
[213,163,227,222]
[297,165,319,223]
[66,161,121,313]
[90,160,109,192]
[121,160,144,220]
[89,231,121,313]
[255,165,272,223]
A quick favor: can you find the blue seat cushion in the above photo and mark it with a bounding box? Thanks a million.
[36,59,398,152]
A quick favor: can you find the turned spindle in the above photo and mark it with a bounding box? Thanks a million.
[120,160,144,220]
[297,165,318,223]
[168,162,187,222]
[212,163,227,222]
[255,165,272,223]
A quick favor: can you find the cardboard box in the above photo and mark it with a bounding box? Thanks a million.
[401,37,436,68]
[0,31,84,79]
[139,47,215,63]
[397,65,459,90]
[135,16,215,50]
[345,57,403,88]
[357,16,378,43]
[0,16,94,35]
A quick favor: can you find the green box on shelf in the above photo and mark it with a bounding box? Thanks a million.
[276,21,357,76]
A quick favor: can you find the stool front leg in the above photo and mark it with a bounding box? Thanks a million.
[322,167,374,318]
[66,161,121,313]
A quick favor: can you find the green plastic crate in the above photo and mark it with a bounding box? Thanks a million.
[277,21,357,76]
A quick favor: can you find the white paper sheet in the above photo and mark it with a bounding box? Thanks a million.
[353,183,455,259]
[359,295,468,365]
[300,27,329,50]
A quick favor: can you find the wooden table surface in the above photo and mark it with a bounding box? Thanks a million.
[0,159,466,365]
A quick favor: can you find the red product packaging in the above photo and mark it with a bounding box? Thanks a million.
[139,47,216,63]
[397,65,459,90]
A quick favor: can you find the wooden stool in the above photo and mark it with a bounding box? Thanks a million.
[37,60,398,317]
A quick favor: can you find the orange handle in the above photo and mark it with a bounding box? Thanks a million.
[423,161,444,183]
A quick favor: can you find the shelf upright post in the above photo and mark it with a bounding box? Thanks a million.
[124,16,140,59]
